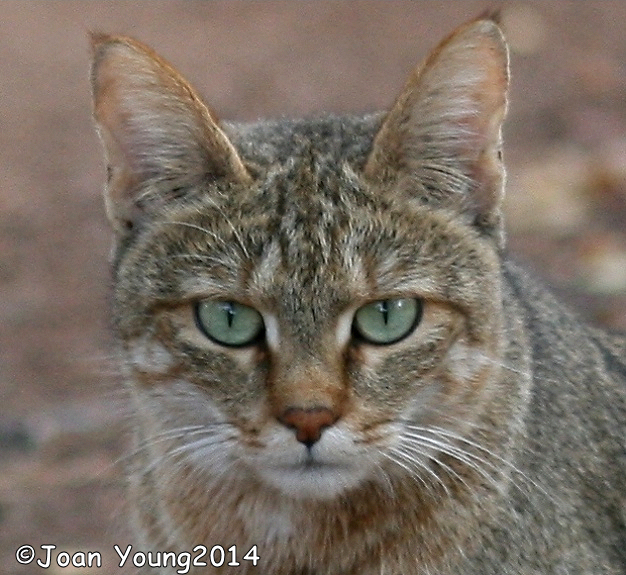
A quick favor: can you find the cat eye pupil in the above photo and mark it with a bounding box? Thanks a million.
[353,298,422,345]
[378,300,389,325]
[195,300,264,347]
[225,303,235,328]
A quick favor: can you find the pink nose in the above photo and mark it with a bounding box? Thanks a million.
[278,406,338,447]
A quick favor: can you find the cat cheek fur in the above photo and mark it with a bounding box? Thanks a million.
[127,336,177,376]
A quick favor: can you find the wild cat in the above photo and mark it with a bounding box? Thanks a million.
[90,15,626,575]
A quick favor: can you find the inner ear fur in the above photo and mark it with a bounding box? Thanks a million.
[364,18,509,238]
[90,33,251,234]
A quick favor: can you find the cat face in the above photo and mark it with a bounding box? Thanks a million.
[92,20,508,500]
[112,132,503,499]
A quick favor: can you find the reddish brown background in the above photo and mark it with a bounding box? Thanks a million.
[1,2,625,573]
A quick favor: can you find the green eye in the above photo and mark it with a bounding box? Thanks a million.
[353,298,422,345]
[195,300,264,347]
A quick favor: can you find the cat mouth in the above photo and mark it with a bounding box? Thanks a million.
[255,453,370,499]
[284,459,347,472]
[268,451,348,472]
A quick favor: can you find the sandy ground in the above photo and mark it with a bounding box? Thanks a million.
[1,2,625,573]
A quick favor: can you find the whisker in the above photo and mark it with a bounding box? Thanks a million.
[402,431,502,492]
[166,432,236,460]
[203,196,251,260]
[382,448,433,495]
[159,220,229,247]
[387,445,449,497]
[168,253,234,267]
[141,432,235,477]
[403,423,550,500]
[115,424,213,466]
[399,439,473,493]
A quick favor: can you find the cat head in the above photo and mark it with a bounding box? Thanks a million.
[91,18,509,499]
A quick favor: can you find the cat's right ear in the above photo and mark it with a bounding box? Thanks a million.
[90,34,251,235]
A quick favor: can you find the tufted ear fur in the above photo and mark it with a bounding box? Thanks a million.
[90,34,251,235]
[364,18,509,241]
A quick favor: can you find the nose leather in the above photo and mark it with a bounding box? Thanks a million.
[278,406,338,447]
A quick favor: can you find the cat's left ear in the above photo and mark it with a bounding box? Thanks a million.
[364,18,509,242]
[90,34,251,235]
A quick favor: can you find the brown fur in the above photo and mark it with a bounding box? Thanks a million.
[91,17,626,575]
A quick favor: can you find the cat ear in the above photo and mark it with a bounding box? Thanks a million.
[90,34,251,234]
[364,18,509,238]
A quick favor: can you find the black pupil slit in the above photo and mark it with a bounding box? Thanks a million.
[226,303,235,327]
[380,300,389,325]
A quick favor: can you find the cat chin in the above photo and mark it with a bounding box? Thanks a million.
[255,462,370,500]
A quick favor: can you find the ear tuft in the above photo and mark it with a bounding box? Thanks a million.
[90,33,250,234]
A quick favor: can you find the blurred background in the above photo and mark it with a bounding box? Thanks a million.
[1,2,625,573]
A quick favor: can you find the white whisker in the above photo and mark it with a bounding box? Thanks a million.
[402,430,502,493]
[400,438,473,493]
[168,253,233,267]
[386,445,449,497]
[203,196,252,260]
[401,422,550,501]
[159,220,229,247]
